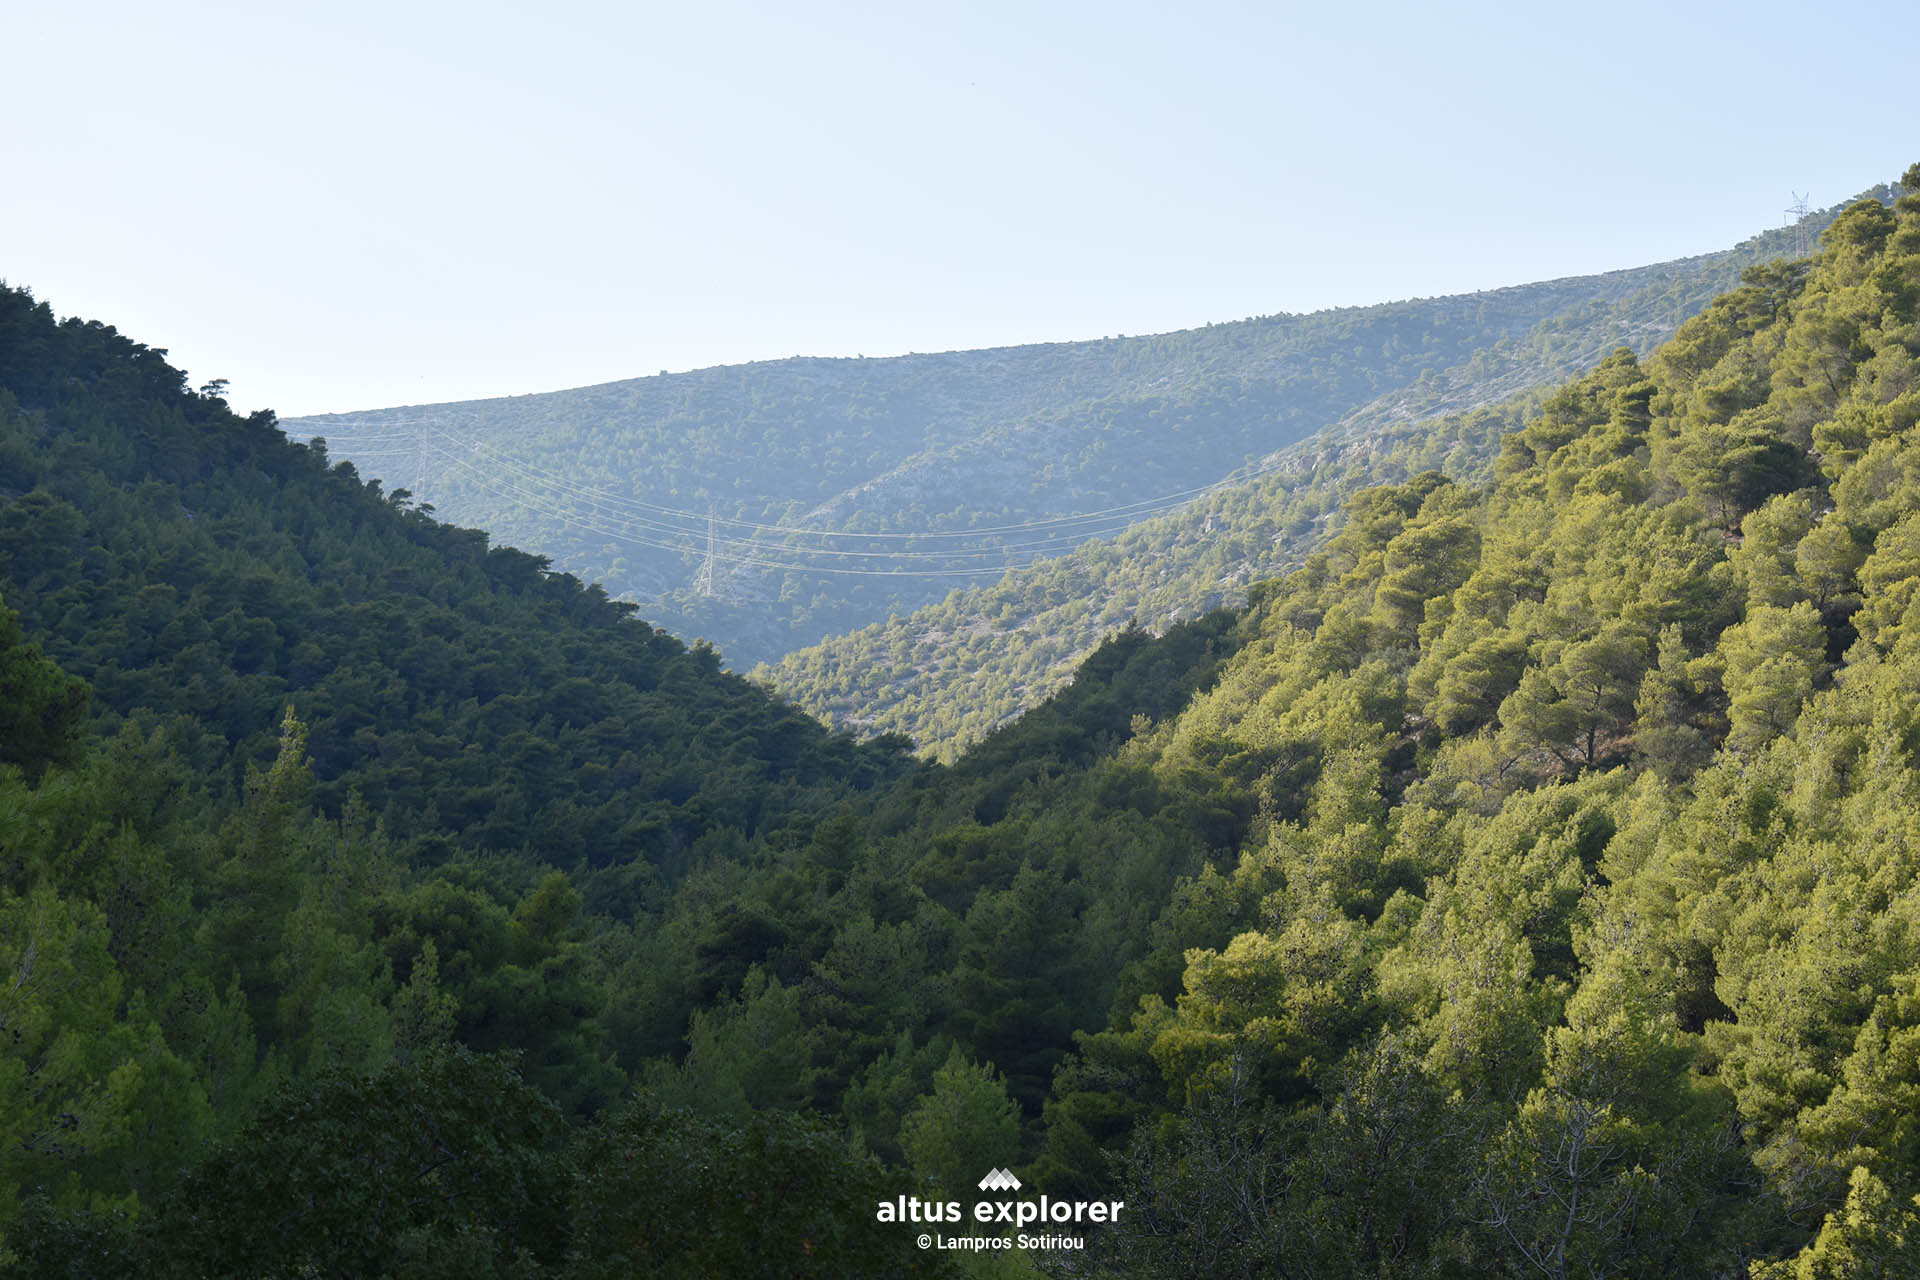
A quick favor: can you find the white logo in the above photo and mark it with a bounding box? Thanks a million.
[977,1168,1022,1192]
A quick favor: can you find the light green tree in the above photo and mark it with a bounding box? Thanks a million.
[1718,602,1828,754]
[898,1047,1021,1199]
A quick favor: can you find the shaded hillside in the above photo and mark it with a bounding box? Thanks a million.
[761,189,1895,758]
[0,283,909,887]
[283,200,1875,670]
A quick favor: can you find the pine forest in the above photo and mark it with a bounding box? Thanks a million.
[4,167,1920,1277]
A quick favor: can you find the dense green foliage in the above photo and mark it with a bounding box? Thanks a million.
[8,166,1920,1276]
[762,194,1897,759]
[287,202,1868,676]
[1012,178,1920,1276]
[0,290,908,864]
[0,287,935,1272]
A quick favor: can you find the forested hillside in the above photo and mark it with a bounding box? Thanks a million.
[761,191,1898,758]
[8,165,1920,1277]
[284,200,1867,674]
[1005,177,1920,1275]
[0,287,909,871]
[663,173,1920,1275]
[0,286,937,1273]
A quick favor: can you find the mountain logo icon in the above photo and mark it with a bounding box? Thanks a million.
[977,1168,1022,1192]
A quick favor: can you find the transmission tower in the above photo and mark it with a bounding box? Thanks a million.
[411,419,432,505]
[694,503,718,597]
[1786,192,1811,258]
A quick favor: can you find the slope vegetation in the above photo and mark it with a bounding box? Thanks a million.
[9,169,1920,1275]
[624,175,1920,1275]
[762,192,1896,757]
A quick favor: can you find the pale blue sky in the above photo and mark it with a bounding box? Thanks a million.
[5,1,1913,415]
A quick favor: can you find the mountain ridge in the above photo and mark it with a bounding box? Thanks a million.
[760,188,1897,756]
[281,197,1882,672]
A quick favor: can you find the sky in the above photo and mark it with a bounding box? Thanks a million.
[5,0,1915,417]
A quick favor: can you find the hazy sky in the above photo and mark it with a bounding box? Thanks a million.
[6,1,1915,416]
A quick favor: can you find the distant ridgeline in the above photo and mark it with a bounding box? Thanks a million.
[10,169,1920,1275]
[763,187,1904,758]
[284,192,1884,684]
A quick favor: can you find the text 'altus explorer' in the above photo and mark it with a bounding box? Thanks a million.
[874,1196,1126,1229]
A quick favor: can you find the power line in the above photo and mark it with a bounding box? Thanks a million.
[428,446,1155,572]
[313,425,1280,569]
[314,417,1285,543]
[424,446,1031,578]
[441,435,1228,563]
